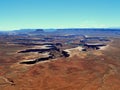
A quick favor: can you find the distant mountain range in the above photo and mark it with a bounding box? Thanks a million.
[0,28,120,37]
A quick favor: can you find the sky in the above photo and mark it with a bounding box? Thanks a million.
[0,0,120,30]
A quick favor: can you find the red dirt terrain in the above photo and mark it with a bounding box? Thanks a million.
[0,38,120,90]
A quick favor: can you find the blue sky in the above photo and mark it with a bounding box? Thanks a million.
[0,0,120,30]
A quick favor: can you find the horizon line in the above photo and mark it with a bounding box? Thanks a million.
[1,27,120,31]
